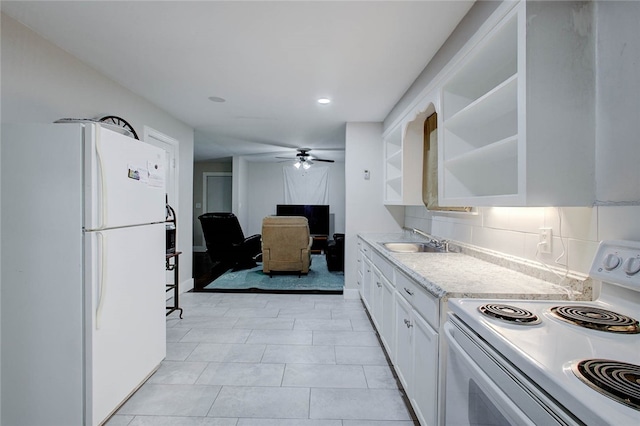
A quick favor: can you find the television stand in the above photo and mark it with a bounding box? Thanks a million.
[311,234,328,254]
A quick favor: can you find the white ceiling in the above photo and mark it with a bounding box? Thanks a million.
[2,1,474,162]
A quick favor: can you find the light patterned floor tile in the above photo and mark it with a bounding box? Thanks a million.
[187,343,266,363]
[310,388,412,421]
[208,386,309,418]
[118,384,221,417]
[261,344,336,364]
[196,362,285,386]
[282,364,367,388]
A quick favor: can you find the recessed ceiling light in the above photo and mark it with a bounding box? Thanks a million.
[208,96,226,103]
[317,98,331,105]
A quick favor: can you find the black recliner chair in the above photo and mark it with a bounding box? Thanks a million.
[198,212,262,271]
[325,233,345,272]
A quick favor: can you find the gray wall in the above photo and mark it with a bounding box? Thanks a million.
[1,13,195,288]
[344,123,405,297]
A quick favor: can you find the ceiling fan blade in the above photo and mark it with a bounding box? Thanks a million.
[314,158,335,163]
[275,156,297,160]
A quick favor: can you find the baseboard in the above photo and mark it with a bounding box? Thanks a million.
[343,288,360,300]
[181,277,194,293]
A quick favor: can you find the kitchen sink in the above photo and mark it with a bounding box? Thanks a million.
[382,242,445,253]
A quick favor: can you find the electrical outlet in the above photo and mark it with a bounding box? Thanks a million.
[539,227,552,254]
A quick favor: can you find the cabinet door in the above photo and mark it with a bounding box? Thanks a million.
[412,313,439,426]
[362,257,373,310]
[357,248,364,294]
[381,276,395,360]
[371,268,384,330]
[394,294,413,394]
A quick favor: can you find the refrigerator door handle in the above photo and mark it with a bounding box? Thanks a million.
[95,129,107,230]
[96,231,106,329]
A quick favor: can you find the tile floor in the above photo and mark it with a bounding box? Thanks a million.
[107,292,418,426]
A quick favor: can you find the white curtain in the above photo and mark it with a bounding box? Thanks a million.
[283,166,329,204]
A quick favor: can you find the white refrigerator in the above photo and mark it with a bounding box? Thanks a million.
[1,123,167,425]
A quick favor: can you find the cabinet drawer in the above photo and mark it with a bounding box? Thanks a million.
[372,250,394,284]
[396,271,439,329]
[358,238,372,260]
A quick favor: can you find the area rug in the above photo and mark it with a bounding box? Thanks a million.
[204,255,343,293]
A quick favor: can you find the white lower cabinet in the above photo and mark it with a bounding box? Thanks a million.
[380,274,395,359]
[412,310,439,426]
[394,292,439,426]
[362,257,373,310]
[358,247,440,426]
[369,264,396,359]
[372,268,385,330]
[394,293,414,392]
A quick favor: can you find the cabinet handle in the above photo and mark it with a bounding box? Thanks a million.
[376,281,382,288]
[404,287,414,296]
[404,319,413,328]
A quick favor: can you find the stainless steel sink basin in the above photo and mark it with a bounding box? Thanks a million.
[382,242,444,253]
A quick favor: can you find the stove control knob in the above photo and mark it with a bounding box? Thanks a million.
[603,253,621,271]
[623,257,640,275]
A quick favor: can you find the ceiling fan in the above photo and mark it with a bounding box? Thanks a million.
[276,148,335,169]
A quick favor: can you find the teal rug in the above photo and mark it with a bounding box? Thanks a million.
[204,255,343,292]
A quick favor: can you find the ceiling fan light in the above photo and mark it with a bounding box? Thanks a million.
[294,161,301,169]
[302,161,311,170]
[317,98,331,105]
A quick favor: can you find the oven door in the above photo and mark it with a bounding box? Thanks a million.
[445,322,534,425]
[444,317,579,426]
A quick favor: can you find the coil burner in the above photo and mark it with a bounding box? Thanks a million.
[550,306,640,334]
[478,303,541,325]
[573,359,640,411]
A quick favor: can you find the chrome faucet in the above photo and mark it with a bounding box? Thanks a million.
[411,228,430,239]
[409,228,449,252]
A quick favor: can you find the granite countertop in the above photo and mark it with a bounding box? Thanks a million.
[359,232,590,302]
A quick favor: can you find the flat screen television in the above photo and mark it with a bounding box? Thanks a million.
[276,204,330,235]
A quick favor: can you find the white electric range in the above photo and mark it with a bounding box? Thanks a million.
[445,240,640,426]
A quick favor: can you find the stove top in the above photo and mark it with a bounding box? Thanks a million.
[448,240,640,425]
[478,303,541,325]
[550,305,640,334]
[572,359,640,411]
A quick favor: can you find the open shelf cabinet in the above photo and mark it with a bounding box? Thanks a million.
[439,1,595,206]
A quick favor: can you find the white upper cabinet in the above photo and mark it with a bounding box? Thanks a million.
[383,108,431,206]
[383,123,424,205]
[439,1,596,206]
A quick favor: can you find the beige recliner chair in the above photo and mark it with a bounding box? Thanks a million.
[261,216,312,276]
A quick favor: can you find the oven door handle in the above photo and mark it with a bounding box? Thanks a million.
[444,322,537,426]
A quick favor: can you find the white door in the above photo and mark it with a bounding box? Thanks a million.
[85,223,166,425]
[85,125,166,230]
[204,172,232,213]
[143,126,179,217]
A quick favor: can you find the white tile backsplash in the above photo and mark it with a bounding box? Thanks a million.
[407,205,640,275]
[597,206,640,241]
[471,227,526,259]
[559,207,598,241]
[567,239,600,275]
